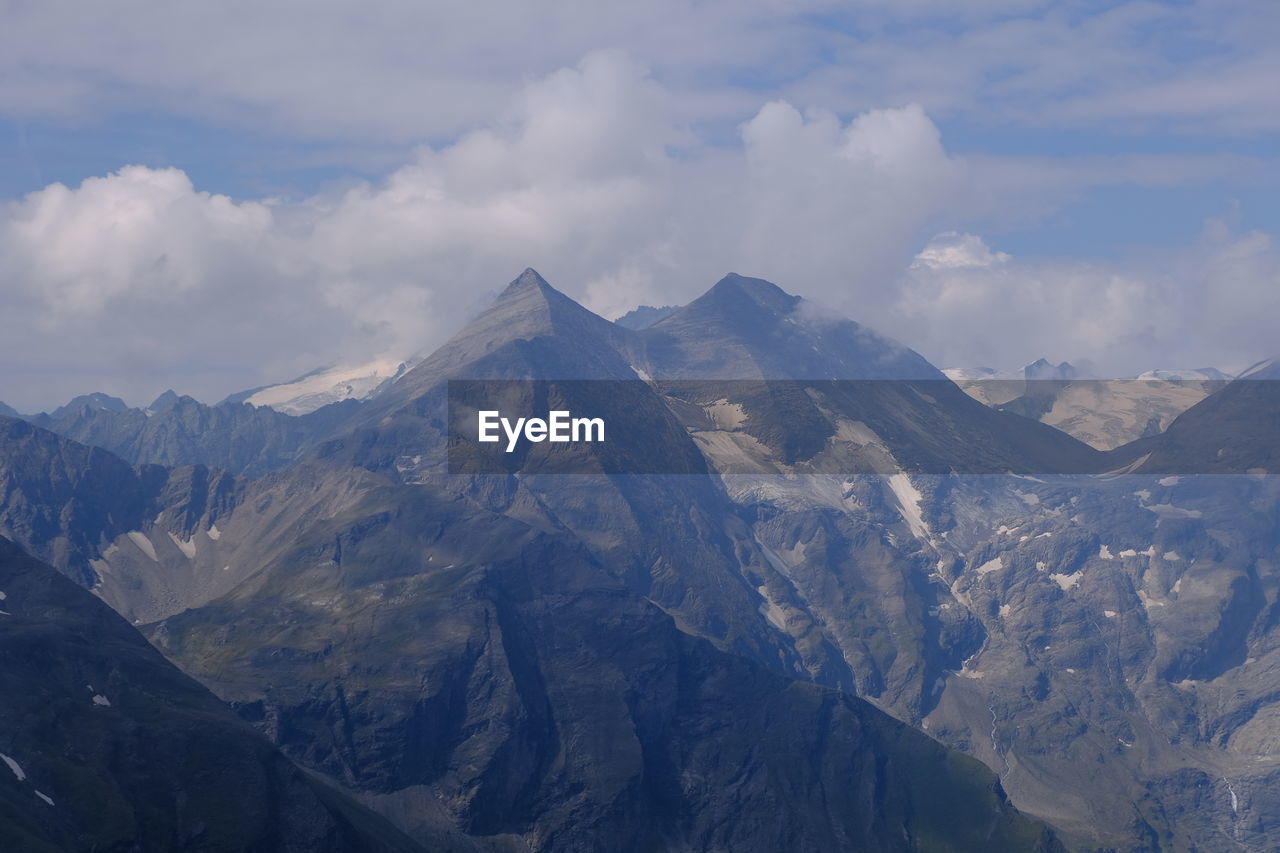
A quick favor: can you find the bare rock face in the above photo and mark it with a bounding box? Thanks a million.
[144,475,1060,852]
[0,536,424,853]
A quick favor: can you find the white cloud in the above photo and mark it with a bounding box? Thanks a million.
[4,167,276,317]
[893,227,1280,374]
[734,102,959,301]
[1,50,1278,410]
[911,232,1009,270]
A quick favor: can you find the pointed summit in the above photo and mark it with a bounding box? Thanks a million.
[147,389,183,414]
[478,266,615,343]
[358,269,640,425]
[497,267,556,300]
[699,273,800,314]
[1023,359,1079,381]
[49,392,129,420]
[407,267,631,380]
[636,273,940,380]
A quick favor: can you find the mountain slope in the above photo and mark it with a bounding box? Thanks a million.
[145,472,1062,852]
[0,415,243,607]
[633,273,942,381]
[628,274,1102,476]
[49,270,1067,849]
[1126,358,1280,473]
[15,268,1279,849]
[0,536,424,853]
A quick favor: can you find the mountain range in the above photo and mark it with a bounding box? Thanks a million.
[2,268,1278,851]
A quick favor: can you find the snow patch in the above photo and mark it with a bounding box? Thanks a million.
[1,753,25,781]
[246,355,415,415]
[976,556,1005,576]
[1165,551,1183,561]
[1104,610,1117,618]
[885,473,929,540]
[35,790,53,806]
[1158,476,1181,486]
[1137,589,1166,609]
[92,694,111,707]
[833,419,882,445]
[1099,545,1115,560]
[1050,571,1082,591]
[126,531,158,562]
[207,523,222,541]
[167,532,197,559]
[757,586,789,632]
[1145,503,1202,519]
[704,399,747,430]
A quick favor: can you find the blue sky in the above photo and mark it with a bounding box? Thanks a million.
[1,0,1278,409]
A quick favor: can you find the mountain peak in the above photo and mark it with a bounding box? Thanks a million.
[148,389,183,413]
[637,273,940,380]
[702,273,801,314]
[368,269,636,400]
[487,267,597,324]
[498,267,556,300]
[1023,359,1079,381]
[49,392,129,420]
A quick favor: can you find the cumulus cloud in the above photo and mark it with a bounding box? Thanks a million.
[911,232,1010,271]
[892,228,1280,374]
[1,51,1277,410]
[735,102,959,302]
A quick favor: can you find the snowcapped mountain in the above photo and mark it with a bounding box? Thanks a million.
[1134,367,1235,382]
[943,365,1026,406]
[235,355,420,415]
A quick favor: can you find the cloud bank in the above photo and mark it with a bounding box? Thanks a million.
[1,52,1277,409]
